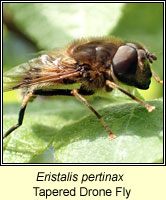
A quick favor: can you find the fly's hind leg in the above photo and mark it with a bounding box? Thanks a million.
[3,92,33,139]
[4,89,116,140]
[71,89,116,140]
[3,89,94,139]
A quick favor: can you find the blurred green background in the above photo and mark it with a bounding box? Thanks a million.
[3,2,163,102]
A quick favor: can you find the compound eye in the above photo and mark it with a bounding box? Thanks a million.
[112,45,138,77]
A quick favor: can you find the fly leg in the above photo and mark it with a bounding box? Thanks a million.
[71,89,116,140]
[4,88,115,140]
[106,80,155,112]
[4,89,94,139]
[3,92,33,139]
[152,71,163,84]
[34,89,116,139]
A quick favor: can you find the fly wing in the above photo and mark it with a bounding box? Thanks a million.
[3,52,80,91]
[3,61,33,91]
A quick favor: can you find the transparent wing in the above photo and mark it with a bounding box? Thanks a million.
[3,61,33,91]
[3,53,79,92]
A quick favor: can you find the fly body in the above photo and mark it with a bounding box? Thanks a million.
[3,36,163,139]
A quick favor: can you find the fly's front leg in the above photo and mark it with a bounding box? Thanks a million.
[3,92,33,139]
[106,80,155,112]
[152,71,163,84]
[71,89,116,140]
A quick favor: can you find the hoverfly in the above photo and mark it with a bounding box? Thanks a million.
[3,36,163,140]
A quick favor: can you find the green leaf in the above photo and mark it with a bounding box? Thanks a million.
[3,94,163,163]
[5,3,124,49]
